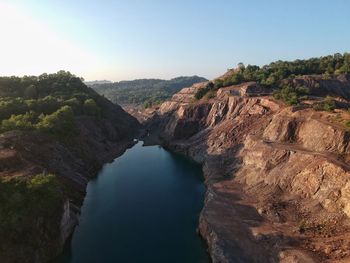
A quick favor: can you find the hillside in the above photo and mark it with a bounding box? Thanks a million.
[0,71,139,263]
[88,76,207,107]
[84,80,112,85]
[143,53,350,262]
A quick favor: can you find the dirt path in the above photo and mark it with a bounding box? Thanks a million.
[263,140,350,171]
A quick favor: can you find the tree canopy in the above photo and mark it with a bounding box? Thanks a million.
[88,76,207,108]
[222,53,350,88]
[195,53,350,101]
[0,71,109,136]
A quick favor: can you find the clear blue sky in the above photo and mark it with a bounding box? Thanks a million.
[1,0,350,81]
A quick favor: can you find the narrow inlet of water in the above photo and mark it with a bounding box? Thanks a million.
[56,142,210,263]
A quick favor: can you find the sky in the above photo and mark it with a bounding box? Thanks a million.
[0,0,349,81]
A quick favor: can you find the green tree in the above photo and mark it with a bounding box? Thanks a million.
[273,86,299,105]
[231,73,244,84]
[214,79,224,89]
[237,62,245,71]
[83,99,99,116]
[23,85,37,99]
[1,112,35,132]
[37,106,76,136]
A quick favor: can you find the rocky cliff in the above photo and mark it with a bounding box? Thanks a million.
[145,75,350,262]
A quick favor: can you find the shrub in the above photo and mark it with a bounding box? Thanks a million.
[273,85,310,105]
[143,101,151,109]
[83,99,99,116]
[36,105,77,136]
[194,82,214,100]
[203,90,217,100]
[0,112,36,132]
[64,97,81,113]
[323,96,336,111]
[313,96,336,112]
[296,86,310,94]
[273,86,299,105]
[323,73,332,80]
[345,120,350,128]
[231,72,244,85]
[0,174,64,249]
[214,79,224,89]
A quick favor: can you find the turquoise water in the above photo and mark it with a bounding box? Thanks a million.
[56,142,210,263]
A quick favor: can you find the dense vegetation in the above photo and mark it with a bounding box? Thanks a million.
[222,53,350,87]
[88,76,207,107]
[0,174,64,258]
[272,86,310,105]
[195,53,350,102]
[0,71,110,136]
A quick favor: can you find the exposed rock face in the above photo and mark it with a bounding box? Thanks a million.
[0,108,139,263]
[147,78,350,262]
[60,200,79,249]
[291,74,350,100]
[159,82,208,114]
[217,82,271,97]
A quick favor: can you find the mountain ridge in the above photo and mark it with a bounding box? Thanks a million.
[88,75,208,107]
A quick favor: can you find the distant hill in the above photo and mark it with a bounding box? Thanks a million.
[87,76,208,107]
[84,80,112,85]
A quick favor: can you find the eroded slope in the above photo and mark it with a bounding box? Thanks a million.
[145,75,350,262]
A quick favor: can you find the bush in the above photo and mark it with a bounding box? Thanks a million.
[296,86,310,94]
[194,82,214,100]
[0,174,64,250]
[204,90,217,100]
[36,105,77,136]
[1,112,36,132]
[323,73,332,80]
[345,120,350,128]
[313,96,336,112]
[214,79,224,89]
[324,97,336,111]
[231,72,244,85]
[83,99,99,116]
[64,97,81,114]
[273,86,299,105]
[273,85,310,105]
[143,101,151,109]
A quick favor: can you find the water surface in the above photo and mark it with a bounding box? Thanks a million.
[56,142,210,263]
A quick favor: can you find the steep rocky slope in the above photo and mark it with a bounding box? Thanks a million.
[144,74,350,262]
[0,73,140,263]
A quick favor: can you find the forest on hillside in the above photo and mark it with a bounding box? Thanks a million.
[0,71,121,137]
[88,76,207,107]
[195,53,350,105]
